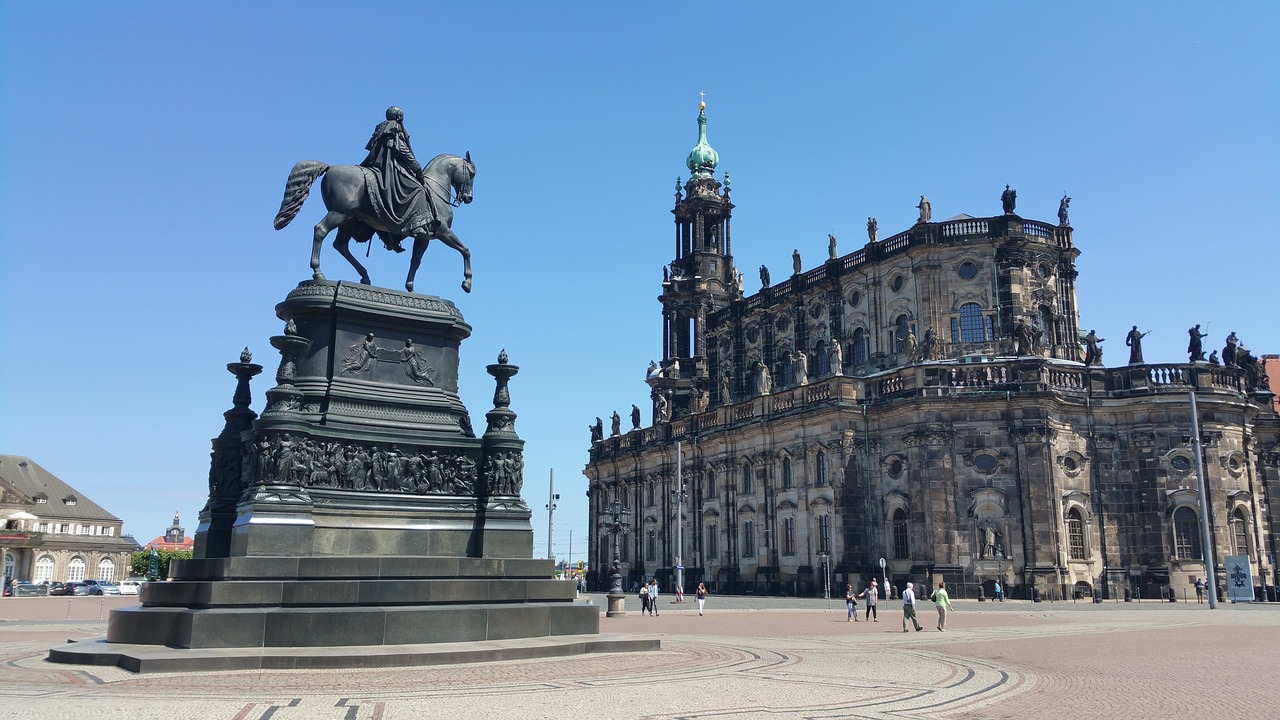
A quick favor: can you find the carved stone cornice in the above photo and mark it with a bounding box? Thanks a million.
[1012,425,1054,444]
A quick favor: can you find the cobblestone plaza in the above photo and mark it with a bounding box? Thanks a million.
[3,595,1276,719]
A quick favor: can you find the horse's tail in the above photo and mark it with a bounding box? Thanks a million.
[273,160,330,230]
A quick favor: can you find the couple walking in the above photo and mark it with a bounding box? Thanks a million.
[902,581,954,631]
[638,578,660,616]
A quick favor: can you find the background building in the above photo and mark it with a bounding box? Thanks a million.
[584,107,1279,601]
[144,510,193,552]
[0,455,136,585]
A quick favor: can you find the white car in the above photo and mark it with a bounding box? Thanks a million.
[118,580,142,596]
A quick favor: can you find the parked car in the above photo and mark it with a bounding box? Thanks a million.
[6,576,49,594]
[66,581,104,596]
[47,581,70,596]
[118,580,142,596]
[97,581,121,595]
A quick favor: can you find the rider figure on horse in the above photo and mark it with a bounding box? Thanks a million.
[360,106,437,253]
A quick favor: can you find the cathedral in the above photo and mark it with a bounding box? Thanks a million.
[584,102,1279,601]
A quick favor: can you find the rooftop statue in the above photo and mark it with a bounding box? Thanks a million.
[1058,195,1071,226]
[916,195,932,223]
[1126,326,1150,365]
[1188,324,1208,362]
[1083,329,1105,366]
[1001,185,1017,214]
[273,106,477,293]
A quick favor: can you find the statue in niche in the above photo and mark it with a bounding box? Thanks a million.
[827,233,838,260]
[656,391,670,422]
[1187,324,1208,362]
[980,522,1004,559]
[867,217,878,243]
[919,327,939,362]
[400,339,435,385]
[1014,320,1035,356]
[611,411,621,437]
[794,350,809,385]
[1083,330,1104,366]
[902,330,917,363]
[759,264,770,288]
[1223,331,1239,367]
[719,366,732,403]
[1125,326,1150,364]
[916,195,932,223]
[1030,324,1044,354]
[692,388,708,413]
[1001,184,1017,214]
[1208,350,1220,366]
[830,339,844,375]
[631,404,641,430]
[755,360,773,395]
[341,332,379,375]
[792,249,802,275]
[1058,195,1071,226]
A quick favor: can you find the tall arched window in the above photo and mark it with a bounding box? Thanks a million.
[894,314,912,351]
[816,452,828,486]
[959,303,985,342]
[97,557,115,582]
[892,509,909,559]
[815,340,830,375]
[1173,506,1201,560]
[851,328,867,365]
[741,466,753,494]
[705,471,716,499]
[818,515,831,553]
[782,458,793,490]
[646,529,656,561]
[34,555,55,583]
[1231,509,1250,555]
[67,556,86,582]
[1067,508,1086,560]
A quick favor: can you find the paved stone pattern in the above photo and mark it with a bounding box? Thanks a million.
[1,596,1277,719]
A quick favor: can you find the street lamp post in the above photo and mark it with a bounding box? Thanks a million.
[601,500,632,617]
[673,441,687,601]
[818,551,830,605]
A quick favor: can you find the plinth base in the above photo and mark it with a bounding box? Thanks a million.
[49,633,659,674]
[606,593,627,617]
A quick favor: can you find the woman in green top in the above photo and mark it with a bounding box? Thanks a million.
[931,581,954,631]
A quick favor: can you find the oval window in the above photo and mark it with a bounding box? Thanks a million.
[958,261,978,280]
[1062,456,1079,472]
[888,458,904,477]
[974,454,998,472]
[1170,456,1192,472]
[890,275,904,292]
[1038,262,1052,279]
[849,290,862,308]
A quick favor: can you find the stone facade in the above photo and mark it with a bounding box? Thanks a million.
[584,107,1280,601]
[0,455,137,585]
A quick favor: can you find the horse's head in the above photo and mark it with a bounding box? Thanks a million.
[452,151,475,204]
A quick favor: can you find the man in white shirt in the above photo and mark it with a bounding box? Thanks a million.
[902,582,923,632]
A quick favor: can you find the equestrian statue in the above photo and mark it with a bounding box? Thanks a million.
[273,106,476,293]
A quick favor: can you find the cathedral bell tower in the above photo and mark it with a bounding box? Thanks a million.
[650,99,739,422]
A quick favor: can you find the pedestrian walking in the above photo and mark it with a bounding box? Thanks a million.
[696,582,708,616]
[648,578,660,616]
[930,581,954,630]
[638,581,650,615]
[844,583,860,622]
[859,579,879,621]
[993,580,1004,602]
[902,582,923,632]
[1194,578,1205,604]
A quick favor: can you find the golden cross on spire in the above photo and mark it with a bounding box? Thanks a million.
[699,90,706,110]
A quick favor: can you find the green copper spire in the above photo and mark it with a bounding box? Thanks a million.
[685,98,719,179]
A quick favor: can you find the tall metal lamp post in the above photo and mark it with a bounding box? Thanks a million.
[673,441,687,601]
[818,551,831,604]
[601,500,632,617]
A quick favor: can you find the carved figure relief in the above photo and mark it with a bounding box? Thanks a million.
[238,433,478,497]
[341,333,380,375]
[400,339,436,385]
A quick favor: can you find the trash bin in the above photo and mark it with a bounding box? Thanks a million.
[1032,586,1042,603]
[1123,587,1133,602]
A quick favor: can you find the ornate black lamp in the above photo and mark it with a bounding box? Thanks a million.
[601,499,632,617]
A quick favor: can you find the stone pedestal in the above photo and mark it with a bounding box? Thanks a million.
[606,593,627,617]
[51,280,640,672]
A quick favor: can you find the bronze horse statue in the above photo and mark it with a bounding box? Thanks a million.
[272,153,476,293]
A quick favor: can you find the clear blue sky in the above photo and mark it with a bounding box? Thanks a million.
[2,3,1276,559]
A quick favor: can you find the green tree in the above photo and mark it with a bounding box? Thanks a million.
[129,550,192,580]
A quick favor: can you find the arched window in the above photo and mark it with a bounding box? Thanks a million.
[782,458,793,490]
[1067,508,1086,560]
[705,471,716,499]
[783,517,795,555]
[815,340,830,375]
[851,328,867,365]
[97,557,115,582]
[646,529,656,561]
[34,555,55,583]
[958,303,985,342]
[816,452,828,486]
[1173,506,1201,560]
[892,509,909,559]
[67,556,86,582]
[743,520,755,556]
[818,515,831,553]
[706,524,718,561]
[1231,509,1250,555]
[741,466,753,494]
